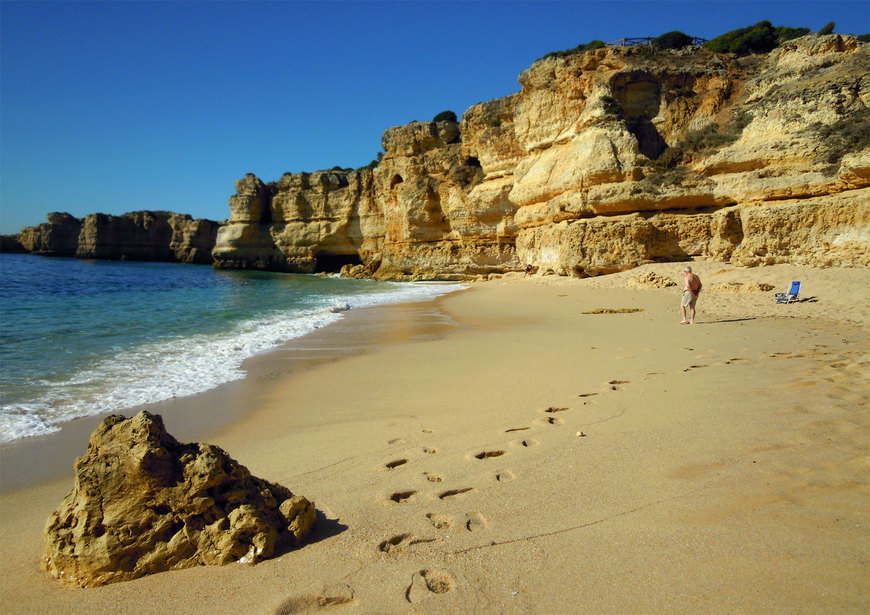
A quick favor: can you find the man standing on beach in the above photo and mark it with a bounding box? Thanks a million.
[680,266,702,324]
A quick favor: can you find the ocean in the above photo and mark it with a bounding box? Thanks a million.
[0,254,462,443]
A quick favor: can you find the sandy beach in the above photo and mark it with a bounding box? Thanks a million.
[1,262,868,614]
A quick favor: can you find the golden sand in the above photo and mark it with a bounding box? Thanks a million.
[1,262,867,614]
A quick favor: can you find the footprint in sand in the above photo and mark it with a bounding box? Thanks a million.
[426,513,453,530]
[578,392,599,398]
[405,569,454,603]
[378,534,434,554]
[388,438,405,445]
[539,416,563,426]
[388,490,418,504]
[384,459,408,470]
[494,469,515,482]
[275,583,355,614]
[474,450,506,460]
[683,365,708,372]
[608,380,630,391]
[422,447,438,455]
[543,407,569,414]
[505,427,530,433]
[465,512,487,532]
[438,487,474,500]
[512,438,539,448]
[423,471,443,483]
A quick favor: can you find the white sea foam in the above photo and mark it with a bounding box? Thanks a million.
[0,281,462,443]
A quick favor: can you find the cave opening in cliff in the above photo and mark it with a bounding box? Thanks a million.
[627,119,669,160]
[465,156,481,167]
[610,75,669,160]
[314,251,362,273]
[390,175,404,190]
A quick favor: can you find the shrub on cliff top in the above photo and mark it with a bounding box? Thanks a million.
[541,40,605,60]
[653,31,694,50]
[858,34,870,43]
[817,22,835,35]
[433,110,458,123]
[705,21,810,55]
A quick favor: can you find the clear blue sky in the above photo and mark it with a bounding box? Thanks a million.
[1,0,867,233]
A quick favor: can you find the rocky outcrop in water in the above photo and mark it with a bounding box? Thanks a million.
[0,234,26,253]
[17,212,83,257]
[43,411,316,588]
[212,34,869,278]
[13,211,220,263]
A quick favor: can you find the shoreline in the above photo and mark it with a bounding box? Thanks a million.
[1,262,867,614]
[0,292,464,493]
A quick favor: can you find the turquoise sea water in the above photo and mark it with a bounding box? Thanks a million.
[0,254,461,442]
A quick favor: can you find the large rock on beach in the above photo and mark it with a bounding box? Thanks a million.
[43,411,315,588]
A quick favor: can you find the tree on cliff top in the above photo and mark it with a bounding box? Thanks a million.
[433,110,458,123]
[652,31,694,50]
[704,20,810,55]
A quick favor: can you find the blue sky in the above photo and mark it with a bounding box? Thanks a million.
[1,0,867,234]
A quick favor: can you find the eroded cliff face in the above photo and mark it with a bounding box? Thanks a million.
[15,211,219,264]
[212,119,519,279]
[14,35,864,277]
[211,34,869,279]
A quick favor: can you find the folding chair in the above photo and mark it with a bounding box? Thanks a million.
[775,281,801,304]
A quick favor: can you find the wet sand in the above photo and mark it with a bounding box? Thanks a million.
[1,262,867,614]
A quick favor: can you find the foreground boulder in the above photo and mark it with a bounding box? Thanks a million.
[43,411,315,587]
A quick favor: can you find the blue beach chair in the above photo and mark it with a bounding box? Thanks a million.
[775,281,801,304]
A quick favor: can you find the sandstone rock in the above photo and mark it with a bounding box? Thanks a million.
[76,211,176,260]
[707,282,775,293]
[0,234,26,253]
[43,411,315,587]
[628,271,678,288]
[168,214,221,264]
[16,211,220,263]
[211,36,866,279]
[730,190,870,267]
[18,212,82,256]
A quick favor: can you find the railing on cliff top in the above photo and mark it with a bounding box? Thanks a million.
[606,37,709,47]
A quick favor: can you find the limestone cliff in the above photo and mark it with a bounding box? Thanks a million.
[9,34,868,277]
[213,34,869,279]
[17,212,83,257]
[212,119,517,279]
[14,211,220,264]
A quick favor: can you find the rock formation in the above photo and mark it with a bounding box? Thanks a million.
[211,34,869,279]
[13,211,219,264]
[17,212,83,257]
[8,34,869,277]
[0,234,26,253]
[43,411,315,587]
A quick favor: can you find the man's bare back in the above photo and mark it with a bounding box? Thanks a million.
[680,266,702,324]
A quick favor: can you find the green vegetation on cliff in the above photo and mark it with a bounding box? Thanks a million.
[703,20,810,54]
[652,31,694,50]
[541,39,605,60]
[432,110,458,123]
